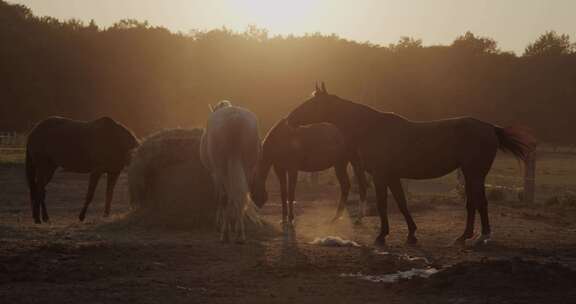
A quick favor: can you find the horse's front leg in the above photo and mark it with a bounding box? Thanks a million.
[274,166,288,225]
[79,172,102,222]
[36,164,57,223]
[373,174,390,247]
[331,163,351,223]
[351,155,368,223]
[389,179,417,245]
[287,170,298,226]
[104,172,120,217]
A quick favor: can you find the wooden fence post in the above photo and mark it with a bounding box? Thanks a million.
[523,151,536,203]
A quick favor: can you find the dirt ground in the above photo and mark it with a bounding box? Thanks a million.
[1,163,576,304]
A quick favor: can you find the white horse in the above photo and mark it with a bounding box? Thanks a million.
[200,100,261,242]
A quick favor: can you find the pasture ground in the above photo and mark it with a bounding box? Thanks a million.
[1,152,576,304]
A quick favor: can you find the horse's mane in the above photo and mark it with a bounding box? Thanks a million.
[212,100,232,112]
[331,95,409,123]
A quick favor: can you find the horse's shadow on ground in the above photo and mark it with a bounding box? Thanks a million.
[275,225,312,269]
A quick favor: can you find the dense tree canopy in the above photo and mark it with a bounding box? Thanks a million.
[524,31,575,57]
[0,1,575,144]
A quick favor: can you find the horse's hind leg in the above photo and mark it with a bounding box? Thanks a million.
[36,164,57,223]
[79,172,102,222]
[388,179,417,245]
[235,212,246,244]
[469,177,491,245]
[331,163,351,223]
[455,170,491,246]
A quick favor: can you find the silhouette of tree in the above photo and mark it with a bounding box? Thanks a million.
[389,36,422,52]
[0,0,575,145]
[524,31,575,57]
[452,31,500,54]
[112,19,150,30]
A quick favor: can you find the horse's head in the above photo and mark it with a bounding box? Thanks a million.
[287,82,340,127]
[251,178,268,208]
[90,117,139,170]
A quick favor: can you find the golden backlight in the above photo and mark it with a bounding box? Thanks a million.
[230,0,323,34]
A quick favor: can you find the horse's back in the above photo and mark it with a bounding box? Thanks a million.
[27,117,92,171]
[207,106,258,135]
[203,106,260,167]
[362,115,498,179]
[28,117,89,152]
[264,121,347,171]
[412,117,497,147]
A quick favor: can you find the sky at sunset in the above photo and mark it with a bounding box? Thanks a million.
[10,0,576,54]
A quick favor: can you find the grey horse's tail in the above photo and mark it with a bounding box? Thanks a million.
[495,126,537,162]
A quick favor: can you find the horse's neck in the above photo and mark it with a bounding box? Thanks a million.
[333,101,405,138]
[257,154,273,183]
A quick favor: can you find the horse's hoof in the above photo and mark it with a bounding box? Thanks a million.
[374,236,387,248]
[78,215,85,222]
[452,238,466,247]
[282,222,295,232]
[406,235,418,246]
[329,216,341,224]
[34,219,42,224]
[472,234,491,247]
[103,213,110,218]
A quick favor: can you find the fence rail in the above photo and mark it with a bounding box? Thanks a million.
[0,132,26,147]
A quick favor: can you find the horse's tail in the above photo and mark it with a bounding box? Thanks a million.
[494,126,537,162]
[219,157,261,236]
[25,148,38,220]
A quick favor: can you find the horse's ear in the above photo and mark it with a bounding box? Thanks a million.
[321,82,327,94]
[208,104,215,112]
[315,82,320,92]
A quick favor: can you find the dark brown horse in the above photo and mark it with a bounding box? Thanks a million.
[26,116,139,223]
[252,118,367,225]
[287,83,536,246]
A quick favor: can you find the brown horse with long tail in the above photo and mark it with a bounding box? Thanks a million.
[252,118,368,226]
[287,83,536,247]
[26,116,139,223]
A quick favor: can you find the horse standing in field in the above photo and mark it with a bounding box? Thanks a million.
[200,101,261,242]
[287,83,536,247]
[252,118,368,225]
[26,116,139,223]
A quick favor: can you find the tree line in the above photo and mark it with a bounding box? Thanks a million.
[1,1,575,144]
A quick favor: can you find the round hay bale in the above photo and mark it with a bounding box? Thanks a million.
[127,128,217,229]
